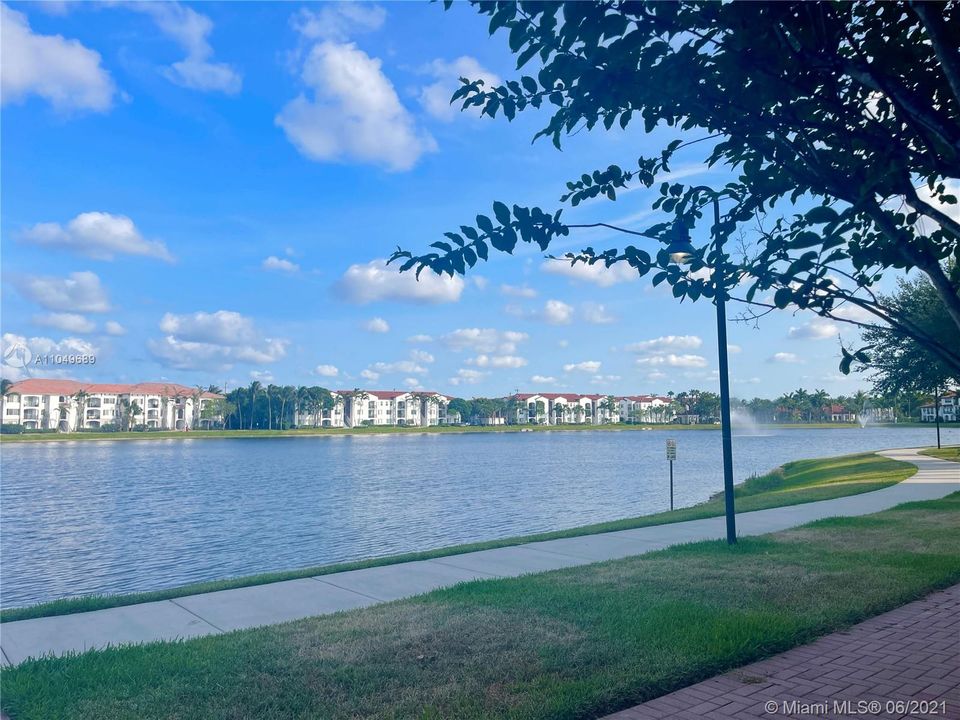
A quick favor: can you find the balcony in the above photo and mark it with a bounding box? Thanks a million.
[23,397,40,408]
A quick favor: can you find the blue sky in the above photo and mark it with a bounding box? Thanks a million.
[1,1,879,398]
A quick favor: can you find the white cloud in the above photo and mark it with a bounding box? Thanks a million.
[542,299,574,325]
[1,332,98,380]
[0,3,116,112]
[646,371,667,382]
[21,212,174,261]
[768,352,804,364]
[314,364,339,377]
[149,310,288,370]
[104,320,126,336]
[441,328,528,354]
[407,334,433,343]
[727,344,742,354]
[410,349,434,363]
[292,3,386,41]
[448,368,486,386]
[788,318,839,340]
[419,56,501,121]
[20,271,110,313]
[370,360,427,375]
[541,259,638,287]
[627,335,703,353]
[129,2,241,94]
[364,317,390,333]
[472,275,489,290]
[636,354,708,368]
[159,310,257,345]
[564,360,602,373]
[338,259,463,304]
[403,377,423,390]
[500,284,537,298]
[263,256,300,273]
[581,302,615,325]
[468,354,527,369]
[531,375,556,384]
[360,368,380,381]
[277,40,435,171]
[32,312,95,334]
[831,304,876,324]
[590,374,621,384]
[249,370,274,382]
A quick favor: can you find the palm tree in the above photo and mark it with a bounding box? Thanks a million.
[811,389,830,422]
[248,381,262,429]
[72,389,89,431]
[0,378,13,397]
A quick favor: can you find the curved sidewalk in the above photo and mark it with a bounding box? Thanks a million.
[2,447,957,666]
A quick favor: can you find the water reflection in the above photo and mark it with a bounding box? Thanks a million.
[2,426,956,607]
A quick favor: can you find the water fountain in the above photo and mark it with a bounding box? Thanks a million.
[730,407,770,436]
[858,400,874,429]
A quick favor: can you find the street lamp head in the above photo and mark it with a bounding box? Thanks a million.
[663,220,696,265]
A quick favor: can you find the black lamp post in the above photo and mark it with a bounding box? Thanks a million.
[664,192,737,545]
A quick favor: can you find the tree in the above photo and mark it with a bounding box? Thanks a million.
[72,389,88,431]
[247,381,261,430]
[0,379,12,397]
[862,274,960,445]
[391,2,960,376]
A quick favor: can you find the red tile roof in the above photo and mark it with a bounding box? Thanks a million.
[7,379,222,399]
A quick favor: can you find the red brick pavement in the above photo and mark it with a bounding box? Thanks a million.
[603,584,960,720]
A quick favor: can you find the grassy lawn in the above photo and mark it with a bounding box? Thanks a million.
[2,493,958,720]
[0,421,885,443]
[1,451,915,622]
[920,445,960,462]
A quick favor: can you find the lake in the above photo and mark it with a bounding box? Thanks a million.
[2,425,957,608]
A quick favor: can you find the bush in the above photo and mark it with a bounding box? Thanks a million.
[1,423,24,435]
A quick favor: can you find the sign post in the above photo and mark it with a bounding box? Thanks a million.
[666,439,677,511]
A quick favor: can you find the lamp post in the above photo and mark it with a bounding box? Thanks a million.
[664,191,737,545]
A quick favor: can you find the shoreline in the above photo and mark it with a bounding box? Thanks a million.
[0,421,931,444]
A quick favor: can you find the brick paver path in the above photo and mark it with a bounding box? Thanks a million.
[604,584,960,719]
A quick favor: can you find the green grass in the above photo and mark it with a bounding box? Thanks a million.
[920,445,960,462]
[0,421,890,443]
[0,451,915,623]
[3,493,958,720]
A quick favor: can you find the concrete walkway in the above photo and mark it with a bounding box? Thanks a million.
[603,583,960,719]
[2,447,956,666]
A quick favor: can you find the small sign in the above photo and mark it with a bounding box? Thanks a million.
[666,438,677,460]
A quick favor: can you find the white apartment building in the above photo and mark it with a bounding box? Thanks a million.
[920,392,958,423]
[509,393,674,425]
[2,379,223,431]
[295,390,454,428]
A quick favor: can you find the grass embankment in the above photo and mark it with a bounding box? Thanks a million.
[920,445,960,462]
[0,421,887,443]
[1,452,914,623]
[3,493,958,720]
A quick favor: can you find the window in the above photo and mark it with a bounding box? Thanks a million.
[367,401,376,418]
[6,408,19,416]
[24,396,40,408]
[103,397,116,404]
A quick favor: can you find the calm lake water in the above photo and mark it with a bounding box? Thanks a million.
[2,425,957,608]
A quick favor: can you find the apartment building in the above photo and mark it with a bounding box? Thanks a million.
[509,393,674,425]
[2,379,223,431]
[295,390,455,428]
[920,392,958,423]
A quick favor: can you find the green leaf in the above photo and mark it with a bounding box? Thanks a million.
[493,201,511,225]
[774,287,793,309]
